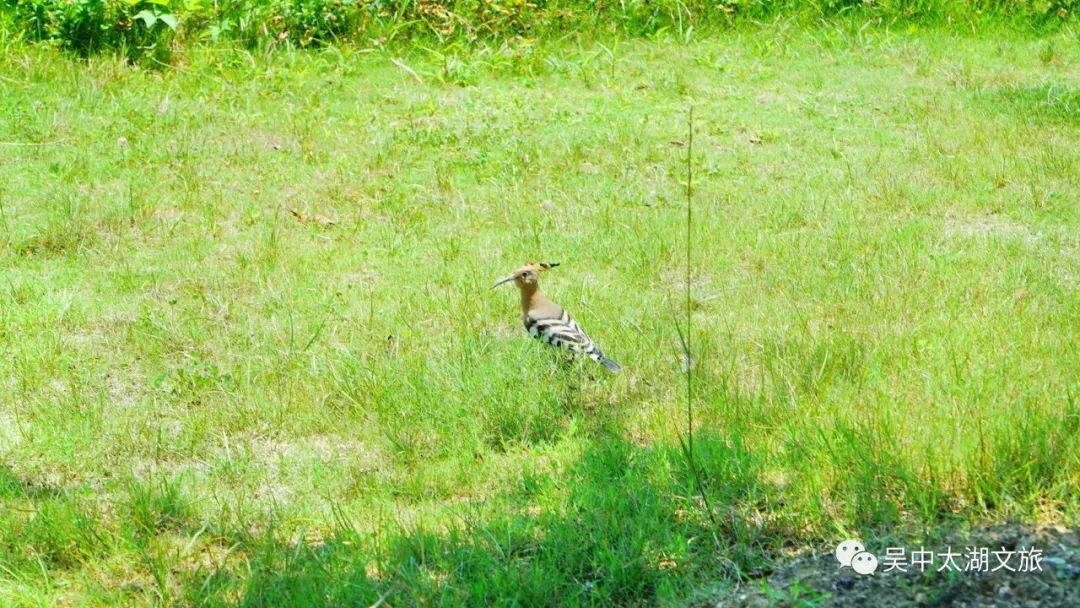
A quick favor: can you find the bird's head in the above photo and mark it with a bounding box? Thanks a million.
[492,262,559,290]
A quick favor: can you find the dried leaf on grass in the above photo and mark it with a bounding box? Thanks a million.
[287,207,336,227]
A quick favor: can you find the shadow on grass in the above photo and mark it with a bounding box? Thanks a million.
[979,83,1080,126]
[182,429,777,607]
[0,464,65,501]
[0,465,115,573]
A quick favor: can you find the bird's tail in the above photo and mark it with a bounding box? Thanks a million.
[597,355,621,373]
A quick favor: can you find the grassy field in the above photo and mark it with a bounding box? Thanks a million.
[1,21,1078,606]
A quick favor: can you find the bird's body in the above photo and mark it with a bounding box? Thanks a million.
[494,263,621,373]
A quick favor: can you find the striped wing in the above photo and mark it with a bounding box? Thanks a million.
[523,309,622,373]
[525,310,600,356]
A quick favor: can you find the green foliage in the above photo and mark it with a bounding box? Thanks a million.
[1,493,113,570]
[2,0,1077,59]
[125,476,195,537]
[985,82,1080,126]
[5,0,179,59]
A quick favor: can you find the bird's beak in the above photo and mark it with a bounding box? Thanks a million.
[491,274,516,289]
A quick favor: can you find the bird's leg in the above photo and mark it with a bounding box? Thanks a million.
[581,362,597,383]
[569,355,596,383]
[555,350,576,373]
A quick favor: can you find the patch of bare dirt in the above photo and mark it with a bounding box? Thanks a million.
[712,524,1079,607]
[942,213,1041,244]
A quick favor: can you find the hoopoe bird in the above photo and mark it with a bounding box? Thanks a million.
[493,262,621,373]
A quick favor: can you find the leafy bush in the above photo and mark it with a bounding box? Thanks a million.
[6,0,180,60]
[2,0,1076,58]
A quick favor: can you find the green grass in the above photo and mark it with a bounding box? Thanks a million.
[1,21,1078,606]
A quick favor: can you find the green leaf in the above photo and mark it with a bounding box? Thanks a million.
[158,13,178,31]
[133,9,157,28]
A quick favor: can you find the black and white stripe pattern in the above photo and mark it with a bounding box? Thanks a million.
[524,310,621,372]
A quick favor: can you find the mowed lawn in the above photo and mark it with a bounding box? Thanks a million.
[1,23,1078,606]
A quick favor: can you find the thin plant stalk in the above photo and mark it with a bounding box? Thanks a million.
[675,106,719,530]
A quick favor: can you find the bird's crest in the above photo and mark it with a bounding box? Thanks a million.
[527,261,559,272]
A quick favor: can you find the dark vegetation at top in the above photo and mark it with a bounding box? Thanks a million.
[1,0,1077,62]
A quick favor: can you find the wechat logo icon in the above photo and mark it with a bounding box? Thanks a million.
[836,539,878,575]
